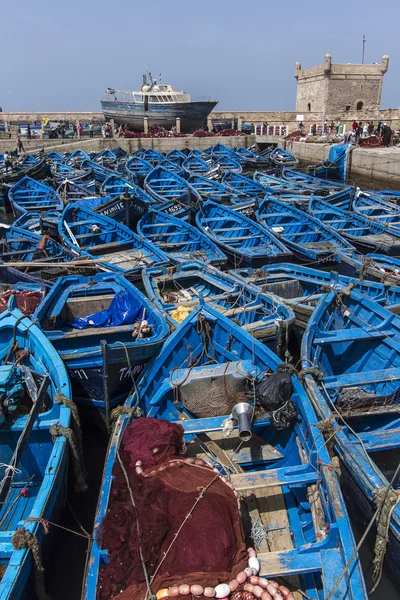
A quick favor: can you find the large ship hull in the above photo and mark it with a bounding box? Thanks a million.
[101,99,218,133]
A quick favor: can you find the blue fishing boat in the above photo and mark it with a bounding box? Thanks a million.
[50,161,93,184]
[8,176,63,217]
[137,210,226,266]
[334,251,400,285]
[256,197,354,263]
[269,147,298,168]
[0,302,76,599]
[166,149,187,165]
[155,158,186,178]
[139,148,165,166]
[0,226,78,286]
[232,262,400,331]
[182,154,210,175]
[353,190,400,231]
[93,149,117,165]
[222,171,265,198]
[188,173,231,203]
[253,171,311,195]
[236,146,270,168]
[57,179,98,202]
[99,174,139,198]
[302,284,400,589]
[125,156,153,184]
[145,165,202,216]
[84,302,366,600]
[307,144,352,181]
[0,154,48,186]
[310,197,400,255]
[46,150,63,164]
[81,159,119,186]
[281,168,348,191]
[66,149,91,166]
[211,154,242,173]
[13,210,61,237]
[142,261,294,353]
[34,273,168,413]
[59,204,169,277]
[196,200,292,267]
[379,190,400,203]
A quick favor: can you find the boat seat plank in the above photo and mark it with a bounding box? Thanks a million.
[354,428,400,452]
[230,465,318,491]
[173,413,270,434]
[314,328,394,345]
[224,234,263,241]
[257,548,322,577]
[323,366,400,389]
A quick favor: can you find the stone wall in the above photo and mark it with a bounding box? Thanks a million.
[0,112,104,125]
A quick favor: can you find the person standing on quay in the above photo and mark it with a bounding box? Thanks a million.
[89,123,93,138]
[352,120,358,132]
[382,123,392,147]
[3,151,12,172]
[17,136,24,153]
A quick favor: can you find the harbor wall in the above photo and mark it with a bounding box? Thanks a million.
[0,134,256,155]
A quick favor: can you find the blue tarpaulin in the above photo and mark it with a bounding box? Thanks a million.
[70,291,142,329]
[327,144,351,180]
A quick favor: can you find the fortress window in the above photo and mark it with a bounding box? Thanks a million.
[307,103,311,112]
[356,101,364,111]
[346,105,351,111]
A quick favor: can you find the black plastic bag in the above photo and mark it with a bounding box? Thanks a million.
[255,372,297,430]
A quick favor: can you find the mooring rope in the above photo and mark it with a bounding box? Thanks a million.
[12,529,49,600]
[49,424,88,492]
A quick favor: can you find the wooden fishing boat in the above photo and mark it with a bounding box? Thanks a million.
[196,200,292,267]
[281,169,348,192]
[302,284,400,589]
[66,149,91,166]
[379,190,400,203]
[125,156,153,184]
[75,190,152,231]
[13,210,61,237]
[306,144,352,181]
[231,263,400,331]
[0,301,76,599]
[34,273,168,413]
[142,261,294,353]
[59,204,169,277]
[236,146,270,168]
[182,154,210,175]
[0,154,48,186]
[269,147,298,168]
[222,171,265,198]
[137,210,227,266]
[93,149,118,165]
[310,197,400,255]
[211,154,242,173]
[46,150,63,165]
[157,159,186,178]
[353,190,400,231]
[145,166,202,217]
[50,161,93,184]
[81,159,123,186]
[256,197,354,263]
[57,179,98,202]
[8,176,63,217]
[166,149,187,165]
[188,173,231,203]
[334,251,400,285]
[253,172,311,195]
[0,225,79,285]
[84,302,367,600]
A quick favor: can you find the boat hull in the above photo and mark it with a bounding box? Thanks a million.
[101,100,218,132]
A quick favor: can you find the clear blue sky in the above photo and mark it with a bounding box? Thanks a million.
[2,0,399,112]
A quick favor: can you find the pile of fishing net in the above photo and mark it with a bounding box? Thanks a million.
[97,418,247,600]
[359,135,384,148]
[0,288,43,316]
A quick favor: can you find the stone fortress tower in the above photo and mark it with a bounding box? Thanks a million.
[294,53,389,115]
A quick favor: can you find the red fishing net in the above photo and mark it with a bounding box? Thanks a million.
[0,289,43,316]
[97,418,247,600]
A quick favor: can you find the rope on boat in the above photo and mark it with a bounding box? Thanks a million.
[110,405,142,426]
[250,519,269,549]
[276,362,324,383]
[54,393,84,470]
[371,486,400,592]
[359,257,373,280]
[12,528,49,600]
[49,424,88,492]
